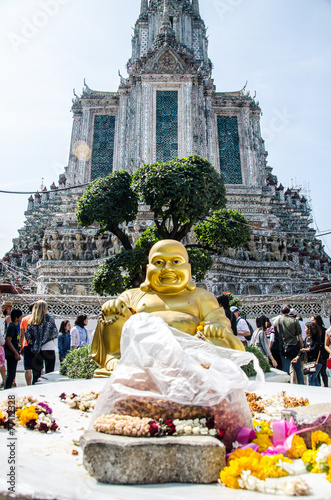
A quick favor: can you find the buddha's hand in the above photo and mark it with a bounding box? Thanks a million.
[101,299,128,323]
[203,322,226,340]
[204,322,245,351]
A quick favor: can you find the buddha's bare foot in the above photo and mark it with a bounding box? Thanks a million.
[93,367,112,378]
[93,356,119,378]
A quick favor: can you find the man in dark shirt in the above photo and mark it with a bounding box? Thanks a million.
[273,304,304,384]
[4,308,22,390]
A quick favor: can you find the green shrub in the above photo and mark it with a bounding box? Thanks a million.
[241,345,271,378]
[60,344,97,379]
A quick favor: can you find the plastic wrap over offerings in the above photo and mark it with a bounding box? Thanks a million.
[92,313,264,450]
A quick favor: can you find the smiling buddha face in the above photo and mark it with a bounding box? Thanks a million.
[140,240,195,295]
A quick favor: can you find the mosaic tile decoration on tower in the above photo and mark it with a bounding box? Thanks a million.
[156,90,178,162]
[217,115,242,184]
[91,115,116,181]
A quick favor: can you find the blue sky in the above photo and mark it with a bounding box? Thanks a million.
[0,0,330,264]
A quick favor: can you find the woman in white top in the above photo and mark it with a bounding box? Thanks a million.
[70,315,89,349]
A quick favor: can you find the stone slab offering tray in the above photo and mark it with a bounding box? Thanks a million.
[80,431,226,485]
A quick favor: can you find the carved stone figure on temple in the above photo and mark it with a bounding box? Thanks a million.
[93,234,107,259]
[74,233,85,260]
[46,231,63,260]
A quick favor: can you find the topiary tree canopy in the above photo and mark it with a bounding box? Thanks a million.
[194,209,251,253]
[132,156,226,241]
[76,171,138,250]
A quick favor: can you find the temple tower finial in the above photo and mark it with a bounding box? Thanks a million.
[161,0,171,29]
[163,0,170,21]
[192,0,200,15]
[140,0,148,14]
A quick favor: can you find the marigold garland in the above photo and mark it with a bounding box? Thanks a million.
[220,449,293,490]
[227,448,261,462]
[287,434,307,459]
[17,406,39,426]
[252,433,272,451]
[311,430,331,450]
[223,420,331,493]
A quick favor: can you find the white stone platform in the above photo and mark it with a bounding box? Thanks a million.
[1,379,331,500]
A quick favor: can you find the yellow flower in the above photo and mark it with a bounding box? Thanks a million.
[0,410,3,420]
[311,431,331,450]
[220,455,264,488]
[253,419,273,437]
[253,433,273,452]
[302,449,321,473]
[260,454,292,478]
[228,448,261,462]
[196,325,204,332]
[220,452,292,489]
[287,434,307,459]
[16,406,38,426]
[327,456,331,482]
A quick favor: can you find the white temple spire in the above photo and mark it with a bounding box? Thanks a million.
[140,0,148,14]
[163,0,170,21]
[161,0,171,28]
[192,0,200,15]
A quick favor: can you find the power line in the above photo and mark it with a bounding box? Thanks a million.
[0,183,90,195]
[316,231,331,237]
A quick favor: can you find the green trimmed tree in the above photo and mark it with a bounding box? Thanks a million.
[194,209,250,253]
[76,156,250,296]
[76,171,138,250]
[131,156,226,241]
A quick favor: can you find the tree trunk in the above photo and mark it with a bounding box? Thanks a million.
[109,224,133,250]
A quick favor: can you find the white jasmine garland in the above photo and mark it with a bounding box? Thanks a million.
[316,444,331,464]
[173,418,214,436]
[238,471,310,496]
[276,459,296,475]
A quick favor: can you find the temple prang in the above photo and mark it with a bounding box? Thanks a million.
[1,0,330,297]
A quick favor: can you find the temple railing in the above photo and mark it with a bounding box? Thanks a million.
[1,292,330,321]
[239,292,331,320]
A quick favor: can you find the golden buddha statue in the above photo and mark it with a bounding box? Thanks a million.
[91,239,244,377]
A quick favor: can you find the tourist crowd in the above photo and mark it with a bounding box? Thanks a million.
[0,299,91,390]
[218,293,331,387]
[1,296,331,390]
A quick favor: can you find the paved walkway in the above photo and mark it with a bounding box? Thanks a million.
[1,354,61,390]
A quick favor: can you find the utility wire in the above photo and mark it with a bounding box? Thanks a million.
[0,183,90,195]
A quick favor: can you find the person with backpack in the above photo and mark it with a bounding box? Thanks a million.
[273,304,304,385]
[230,306,251,346]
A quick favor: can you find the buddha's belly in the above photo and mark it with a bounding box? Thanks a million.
[149,310,200,335]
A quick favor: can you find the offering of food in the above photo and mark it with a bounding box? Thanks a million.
[246,391,309,419]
